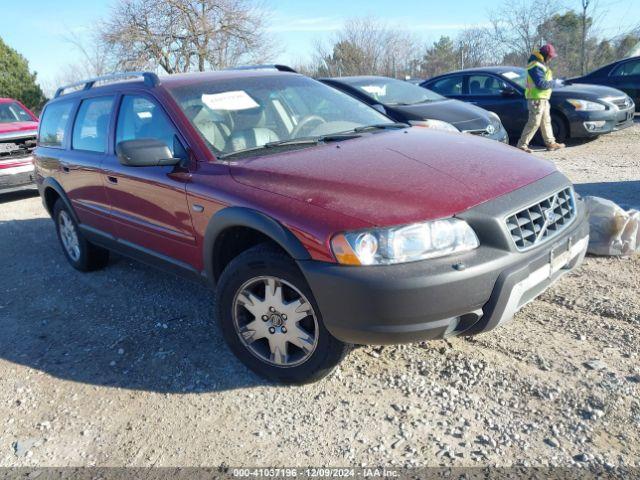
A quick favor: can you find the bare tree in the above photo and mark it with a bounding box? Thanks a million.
[99,0,276,74]
[456,27,500,69]
[311,18,419,78]
[489,0,559,64]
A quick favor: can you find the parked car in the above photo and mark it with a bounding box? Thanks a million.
[320,76,508,143]
[0,98,38,193]
[569,56,639,112]
[35,69,589,383]
[421,67,635,142]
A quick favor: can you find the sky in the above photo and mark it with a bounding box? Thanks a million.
[1,0,639,94]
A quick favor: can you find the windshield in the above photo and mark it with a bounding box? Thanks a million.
[168,75,391,157]
[0,102,34,123]
[346,77,445,105]
[500,69,527,89]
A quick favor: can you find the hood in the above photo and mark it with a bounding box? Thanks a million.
[389,99,492,131]
[553,83,628,100]
[0,121,39,137]
[230,128,556,227]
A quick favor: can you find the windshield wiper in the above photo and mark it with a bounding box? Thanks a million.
[218,133,361,159]
[353,122,409,132]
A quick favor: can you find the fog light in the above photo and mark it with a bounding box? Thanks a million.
[583,121,606,131]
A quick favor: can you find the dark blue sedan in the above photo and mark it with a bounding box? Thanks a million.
[570,56,639,112]
[421,66,635,142]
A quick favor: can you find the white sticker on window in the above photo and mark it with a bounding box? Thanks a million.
[361,85,386,96]
[201,91,260,111]
[502,71,520,80]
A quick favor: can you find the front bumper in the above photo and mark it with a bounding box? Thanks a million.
[568,105,635,137]
[298,173,589,345]
[0,158,35,193]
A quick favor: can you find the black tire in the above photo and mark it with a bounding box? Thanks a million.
[551,113,568,143]
[215,244,350,384]
[53,199,110,272]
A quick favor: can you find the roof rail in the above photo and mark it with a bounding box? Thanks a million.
[54,72,160,98]
[224,64,297,73]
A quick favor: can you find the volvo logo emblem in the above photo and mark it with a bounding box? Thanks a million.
[544,208,559,223]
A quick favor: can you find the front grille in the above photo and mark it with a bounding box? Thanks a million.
[506,187,576,250]
[0,137,36,160]
[611,96,631,110]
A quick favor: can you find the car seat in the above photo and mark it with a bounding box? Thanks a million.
[228,107,279,152]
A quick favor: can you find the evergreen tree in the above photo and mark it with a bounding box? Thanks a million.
[0,36,47,111]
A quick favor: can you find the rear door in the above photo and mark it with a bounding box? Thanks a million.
[426,75,465,101]
[102,92,198,267]
[39,97,115,233]
[464,73,528,136]
[609,59,640,107]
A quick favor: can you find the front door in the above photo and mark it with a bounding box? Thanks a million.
[102,93,198,268]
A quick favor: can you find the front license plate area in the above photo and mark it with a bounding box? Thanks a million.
[549,240,572,277]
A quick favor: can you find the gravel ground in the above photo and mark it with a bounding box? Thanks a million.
[0,122,639,471]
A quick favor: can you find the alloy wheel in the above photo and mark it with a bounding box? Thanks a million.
[232,276,319,367]
[58,210,81,262]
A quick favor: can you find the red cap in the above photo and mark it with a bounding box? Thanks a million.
[540,44,557,59]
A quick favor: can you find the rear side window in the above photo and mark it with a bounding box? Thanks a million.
[611,60,640,77]
[39,101,74,147]
[116,95,182,156]
[72,96,115,153]
[429,76,463,95]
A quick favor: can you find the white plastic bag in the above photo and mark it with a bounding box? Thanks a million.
[584,196,640,256]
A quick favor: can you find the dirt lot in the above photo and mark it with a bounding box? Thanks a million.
[1,123,639,471]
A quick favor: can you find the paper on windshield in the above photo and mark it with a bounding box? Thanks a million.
[202,91,259,111]
[502,71,520,80]
[361,85,387,97]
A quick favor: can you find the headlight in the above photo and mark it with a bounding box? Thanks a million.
[566,99,606,111]
[487,111,503,130]
[331,218,479,266]
[409,119,459,132]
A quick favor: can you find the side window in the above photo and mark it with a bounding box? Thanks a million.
[116,95,185,157]
[429,76,463,95]
[72,96,115,153]
[39,101,74,147]
[468,75,507,96]
[612,60,640,77]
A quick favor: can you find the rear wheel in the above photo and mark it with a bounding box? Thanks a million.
[215,244,349,383]
[53,200,109,271]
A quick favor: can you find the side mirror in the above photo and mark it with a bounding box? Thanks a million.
[116,139,180,167]
[371,104,386,114]
[501,87,518,97]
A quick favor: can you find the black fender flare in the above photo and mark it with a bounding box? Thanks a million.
[203,206,311,285]
[41,178,78,223]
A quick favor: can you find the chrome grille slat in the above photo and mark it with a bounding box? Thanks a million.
[505,187,576,250]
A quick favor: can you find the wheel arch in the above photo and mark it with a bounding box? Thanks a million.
[204,207,311,286]
[550,108,570,140]
[41,178,78,223]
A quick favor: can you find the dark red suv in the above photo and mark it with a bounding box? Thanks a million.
[34,68,589,383]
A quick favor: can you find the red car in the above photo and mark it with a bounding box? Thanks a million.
[0,98,38,193]
[34,69,589,383]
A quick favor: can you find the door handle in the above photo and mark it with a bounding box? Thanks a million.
[107,176,118,184]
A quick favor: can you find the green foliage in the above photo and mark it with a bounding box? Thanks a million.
[0,36,47,112]
[420,36,459,77]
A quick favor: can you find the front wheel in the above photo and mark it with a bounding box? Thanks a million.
[551,113,568,143]
[215,245,349,383]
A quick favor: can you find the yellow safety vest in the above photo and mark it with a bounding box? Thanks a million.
[525,61,553,100]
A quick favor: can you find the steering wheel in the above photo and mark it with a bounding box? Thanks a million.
[291,115,326,138]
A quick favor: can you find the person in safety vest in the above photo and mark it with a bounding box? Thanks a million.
[517,43,566,153]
